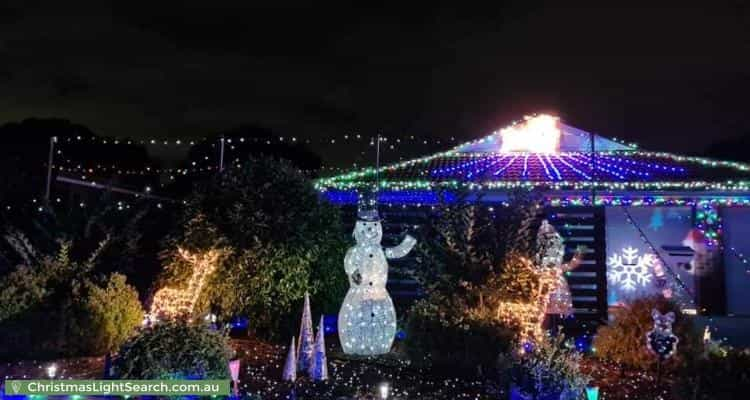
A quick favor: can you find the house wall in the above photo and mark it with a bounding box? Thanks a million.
[604,206,695,305]
[721,207,750,316]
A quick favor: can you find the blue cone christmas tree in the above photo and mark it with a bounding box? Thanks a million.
[310,315,328,381]
[297,292,314,373]
[282,336,297,382]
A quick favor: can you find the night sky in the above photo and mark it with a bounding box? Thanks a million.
[1,2,749,163]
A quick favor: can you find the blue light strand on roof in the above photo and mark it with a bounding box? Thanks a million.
[593,157,651,178]
[598,154,686,173]
[466,155,508,179]
[537,154,555,180]
[322,189,456,205]
[553,154,591,180]
[492,155,519,177]
[566,154,626,180]
[545,154,563,180]
[522,154,530,178]
[430,155,495,176]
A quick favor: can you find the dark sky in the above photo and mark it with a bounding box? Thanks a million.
[1,1,749,161]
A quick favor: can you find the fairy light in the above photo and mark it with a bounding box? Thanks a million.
[314,112,750,191]
[493,256,558,344]
[148,248,223,320]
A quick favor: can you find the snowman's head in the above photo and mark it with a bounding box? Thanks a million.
[354,220,383,244]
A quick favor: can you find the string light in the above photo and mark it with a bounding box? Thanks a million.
[314,112,750,191]
[492,256,558,345]
[148,248,224,320]
[727,246,750,275]
[56,133,460,148]
[620,207,695,309]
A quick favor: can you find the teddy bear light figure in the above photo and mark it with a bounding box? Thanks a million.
[338,209,416,355]
[646,309,679,361]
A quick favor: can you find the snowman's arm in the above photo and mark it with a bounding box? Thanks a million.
[344,248,357,275]
[385,234,417,259]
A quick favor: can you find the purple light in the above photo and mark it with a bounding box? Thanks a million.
[566,154,626,179]
[493,155,519,176]
[554,154,591,179]
[522,154,530,178]
[466,155,508,179]
[431,155,495,176]
[545,154,563,180]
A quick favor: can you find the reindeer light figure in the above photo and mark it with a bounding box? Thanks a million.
[494,256,559,344]
[149,247,222,321]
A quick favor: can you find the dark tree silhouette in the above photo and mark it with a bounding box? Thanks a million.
[0,118,158,207]
[187,124,322,172]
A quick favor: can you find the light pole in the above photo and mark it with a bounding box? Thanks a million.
[45,136,58,203]
[219,137,225,172]
[378,382,389,399]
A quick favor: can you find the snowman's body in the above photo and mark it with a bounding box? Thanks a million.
[338,218,416,355]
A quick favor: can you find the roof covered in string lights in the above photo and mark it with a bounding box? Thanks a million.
[316,115,750,199]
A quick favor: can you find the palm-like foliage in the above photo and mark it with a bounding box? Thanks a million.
[0,231,108,322]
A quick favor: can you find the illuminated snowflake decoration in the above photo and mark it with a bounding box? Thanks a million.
[607,246,654,291]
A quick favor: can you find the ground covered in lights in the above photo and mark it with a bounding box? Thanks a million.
[0,338,674,400]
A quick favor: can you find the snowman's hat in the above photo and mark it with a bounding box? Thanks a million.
[357,188,380,221]
[357,209,380,221]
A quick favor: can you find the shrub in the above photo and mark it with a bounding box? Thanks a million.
[116,322,233,379]
[405,294,515,373]
[0,238,84,322]
[505,334,590,399]
[0,273,143,359]
[0,235,140,359]
[76,273,144,354]
[593,295,700,369]
[205,244,315,337]
[673,347,750,400]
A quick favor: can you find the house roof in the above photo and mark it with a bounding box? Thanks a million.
[315,115,750,194]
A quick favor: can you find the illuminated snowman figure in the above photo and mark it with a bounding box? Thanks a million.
[338,209,416,355]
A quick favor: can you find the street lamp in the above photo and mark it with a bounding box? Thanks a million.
[378,382,389,399]
[46,364,58,379]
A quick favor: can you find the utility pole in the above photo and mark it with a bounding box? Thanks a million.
[375,134,381,194]
[45,136,57,203]
[219,137,225,172]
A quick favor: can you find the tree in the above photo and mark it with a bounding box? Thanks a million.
[405,190,544,372]
[161,157,347,338]
[413,189,541,303]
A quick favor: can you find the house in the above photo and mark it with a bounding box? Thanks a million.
[316,114,750,339]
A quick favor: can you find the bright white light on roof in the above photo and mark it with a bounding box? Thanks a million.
[499,114,561,153]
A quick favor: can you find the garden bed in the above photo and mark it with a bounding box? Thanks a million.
[1,336,690,400]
